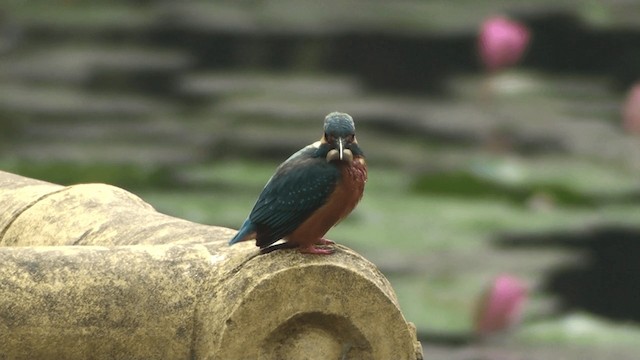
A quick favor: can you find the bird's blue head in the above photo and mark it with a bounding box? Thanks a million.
[321,112,363,163]
[324,112,355,138]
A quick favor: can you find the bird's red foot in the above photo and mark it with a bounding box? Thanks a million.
[316,238,335,245]
[298,245,335,255]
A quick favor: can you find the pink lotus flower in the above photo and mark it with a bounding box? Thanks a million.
[474,274,528,336]
[622,83,640,135]
[478,16,531,72]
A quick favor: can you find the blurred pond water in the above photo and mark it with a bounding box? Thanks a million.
[2,1,640,359]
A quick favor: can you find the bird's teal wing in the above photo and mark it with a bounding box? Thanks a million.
[249,155,340,248]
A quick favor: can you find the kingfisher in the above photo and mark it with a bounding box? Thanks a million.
[228,112,367,255]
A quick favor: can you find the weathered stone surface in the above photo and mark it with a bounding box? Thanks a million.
[0,243,212,360]
[198,245,421,360]
[0,171,63,235]
[0,180,233,247]
[0,170,422,360]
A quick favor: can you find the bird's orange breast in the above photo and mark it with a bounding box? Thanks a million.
[286,157,367,246]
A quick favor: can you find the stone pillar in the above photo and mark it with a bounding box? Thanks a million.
[0,170,422,359]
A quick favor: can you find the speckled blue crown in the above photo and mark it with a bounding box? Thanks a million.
[324,112,355,136]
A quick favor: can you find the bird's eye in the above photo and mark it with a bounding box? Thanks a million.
[325,133,335,143]
[346,134,355,143]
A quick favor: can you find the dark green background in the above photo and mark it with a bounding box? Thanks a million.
[2,1,640,358]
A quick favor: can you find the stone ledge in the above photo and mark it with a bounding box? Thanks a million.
[0,170,422,360]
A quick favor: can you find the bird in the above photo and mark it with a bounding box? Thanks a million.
[228,112,367,255]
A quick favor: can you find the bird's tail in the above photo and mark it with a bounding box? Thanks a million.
[228,218,257,245]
